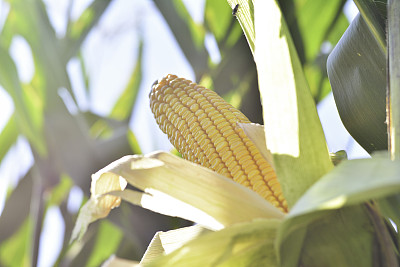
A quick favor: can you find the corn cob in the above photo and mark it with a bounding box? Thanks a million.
[149,74,287,212]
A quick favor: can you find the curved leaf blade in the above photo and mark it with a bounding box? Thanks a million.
[327,14,387,153]
[289,156,400,218]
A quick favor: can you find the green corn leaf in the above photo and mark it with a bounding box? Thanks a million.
[205,0,240,45]
[86,220,123,267]
[63,0,112,61]
[281,0,349,102]
[253,0,333,208]
[228,0,333,207]
[0,217,32,267]
[0,114,18,163]
[146,219,280,267]
[3,0,57,54]
[353,0,386,53]
[0,45,46,155]
[127,130,142,154]
[226,0,254,54]
[292,0,347,62]
[110,40,143,121]
[3,0,75,106]
[289,156,400,218]
[277,154,400,266]
[0,173,33,244]
[327,14,387,153]
[279,205,377,267]
[46,174,74,207]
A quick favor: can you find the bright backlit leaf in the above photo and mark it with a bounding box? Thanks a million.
[254,0,333,208]
[146,219,280,267]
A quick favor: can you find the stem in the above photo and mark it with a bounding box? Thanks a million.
[30,164,45,267]
[365,202,398,267]
[388,0,400,160]
[30,150,60,267]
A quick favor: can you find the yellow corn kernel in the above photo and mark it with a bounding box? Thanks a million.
[149,74,287,212]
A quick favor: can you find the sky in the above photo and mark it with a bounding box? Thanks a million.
[0,0,366,266]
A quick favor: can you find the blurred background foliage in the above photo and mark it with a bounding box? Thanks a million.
[0,0,351,266]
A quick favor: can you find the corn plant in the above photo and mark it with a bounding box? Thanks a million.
[72,0,400,266]
[2,0,399,266]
